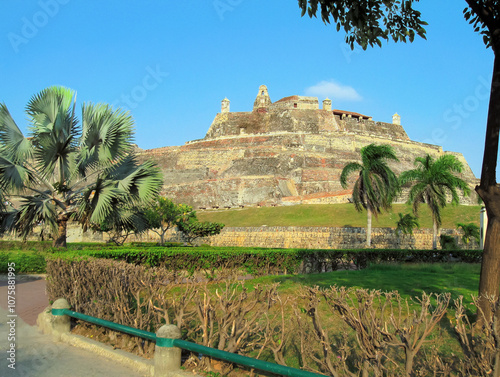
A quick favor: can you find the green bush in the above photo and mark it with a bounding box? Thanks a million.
[0,241,484,277]
[0,251,46,273]
[440,234,458,250]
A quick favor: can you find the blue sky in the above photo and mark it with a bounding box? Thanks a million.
[0,1,493,178]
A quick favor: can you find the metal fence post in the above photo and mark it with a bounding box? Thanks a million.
[50,298,71,339]
[155,324,182,376]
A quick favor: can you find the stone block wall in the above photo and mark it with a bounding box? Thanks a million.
[126,226,475,251]
[139,127,479,209]
[2,224,478,251]
[198,226,473,250]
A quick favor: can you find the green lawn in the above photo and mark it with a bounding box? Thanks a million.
[251,262,481,301]
[197,203,482,229]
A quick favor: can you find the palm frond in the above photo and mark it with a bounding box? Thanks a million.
[0,103,33,163]
[105,156,163,204]
[78,103,134,175]
[15,195,58,239]
[342,144,399,216]
[0,155,36,192]
[340,162,362,188]
[27,86,79,183]
[77,179,121,225]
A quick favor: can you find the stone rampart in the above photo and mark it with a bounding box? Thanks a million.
[137,85,478,209]
[140,131,478,208]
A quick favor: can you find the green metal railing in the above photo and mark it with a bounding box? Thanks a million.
[52,308,324,377]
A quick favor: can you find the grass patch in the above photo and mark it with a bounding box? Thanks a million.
[197,203,482,228]
[252,262,480,301]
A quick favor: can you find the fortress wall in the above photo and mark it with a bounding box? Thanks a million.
[81,226,474,251]
[201,226,474,250]
[205,112,269,138]
[175,148,245,170]
[269,97,319,111]
[162,176,283,208]
[140,131,478,208]
[6,224,476,251]
[336,116,410,140]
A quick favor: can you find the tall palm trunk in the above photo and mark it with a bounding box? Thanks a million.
[366,207,372,248]
[477,51,500,320]
[432,220,438,250]
[53,214,68,248]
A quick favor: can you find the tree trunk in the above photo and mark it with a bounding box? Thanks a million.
[366,207,372,248]
[477,50,500,319]
[432,220,438,250]
[53,215,68,248]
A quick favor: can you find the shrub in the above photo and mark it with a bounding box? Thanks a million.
[440,234,458,250]
[45,257,496,376]
[0,251,46,273]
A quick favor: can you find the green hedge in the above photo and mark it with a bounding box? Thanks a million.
[0,251,47,273]
[50,247,484,276]
[0,242,483,275]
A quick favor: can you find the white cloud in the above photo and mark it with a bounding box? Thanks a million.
[304,80,362,101]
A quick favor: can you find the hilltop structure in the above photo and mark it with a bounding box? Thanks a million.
[140,85,477,208]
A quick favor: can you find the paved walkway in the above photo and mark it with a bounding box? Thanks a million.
[0,275,149,377]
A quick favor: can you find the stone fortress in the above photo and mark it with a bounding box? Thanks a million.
[139,85,478,208]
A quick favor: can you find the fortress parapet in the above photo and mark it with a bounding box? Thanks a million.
[206,85,409,141]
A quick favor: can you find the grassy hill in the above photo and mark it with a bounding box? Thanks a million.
[197,203,482,229]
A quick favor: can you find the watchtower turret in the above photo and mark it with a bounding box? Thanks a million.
[322,98,332,111]
[253,85,272,111]
[221,98,230,113]
[392,113,401,125]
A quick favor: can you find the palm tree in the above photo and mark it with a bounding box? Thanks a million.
[0,86,163,247]
[457,222,480,249]
[399,154,470,250]
[396,212,419,248]
[340,144,399,247]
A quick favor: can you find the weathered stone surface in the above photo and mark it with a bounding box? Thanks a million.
[123,226,475,251]
[138,85,478,208]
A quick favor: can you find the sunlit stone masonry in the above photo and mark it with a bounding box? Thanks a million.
[139,85,478,209]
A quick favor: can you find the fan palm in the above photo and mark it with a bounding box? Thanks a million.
[0,86,163,247]
[340,144,399,247]
[399,154,470,250]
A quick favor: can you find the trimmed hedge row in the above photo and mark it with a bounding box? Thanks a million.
[0,245,483,275]
[0,251,47,273]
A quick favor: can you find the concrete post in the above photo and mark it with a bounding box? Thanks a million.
[51,298,71,338]
[155,324,182,376]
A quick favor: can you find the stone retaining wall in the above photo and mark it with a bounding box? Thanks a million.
[130,226,476,250]
[2,225,477,250]
[200,226,474,250]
